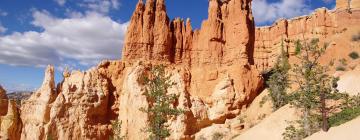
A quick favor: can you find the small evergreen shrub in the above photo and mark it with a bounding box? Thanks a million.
[140,65,183,140]
[339,58,348,66]
[111,120,125,140]
[329,107,360,127]
[212,132,224,140]
[329,94,360,127]
[336,66,346,71]
[266,41,290,110]
[349,51,359,60]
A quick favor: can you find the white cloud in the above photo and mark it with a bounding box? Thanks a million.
[0,10,7,16]
[0,10,129,69]
[252,0,311,25]
[0,23,6,33]
[54,0,66,6]
[80,0,120,14]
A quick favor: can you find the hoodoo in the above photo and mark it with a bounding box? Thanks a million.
[2,0,360,139]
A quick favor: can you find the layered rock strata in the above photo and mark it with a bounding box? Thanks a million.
[254,0,360,71]
[3,0,360,139]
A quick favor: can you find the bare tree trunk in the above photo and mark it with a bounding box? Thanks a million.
[320,91,329,132]
[304,108,311,136]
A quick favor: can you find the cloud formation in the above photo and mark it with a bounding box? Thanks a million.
[0,9,7,16]
[252,0,311,25]
[0,23,6,33]
[79,0,120,14]
[54,0,66,6]
[0,10,128,69]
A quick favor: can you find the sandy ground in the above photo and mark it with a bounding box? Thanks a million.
[337,67,360,96]
[234,105,299,140]
[305,116,360,140]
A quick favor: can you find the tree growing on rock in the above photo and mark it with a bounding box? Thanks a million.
[283,39,342,139]
[140,65,183,140]
[267,41,291,110]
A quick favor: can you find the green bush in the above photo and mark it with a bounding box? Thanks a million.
[282,125,305,140]
[111,120,125,140]
[339,58,347,66]
[336,66,346,71]
[212,132,224,140]
[349,52,359,60]
[267,41,290,110]
[329,107,360,127]
[140,65,183,140]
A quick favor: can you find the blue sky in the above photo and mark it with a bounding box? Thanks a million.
[0,0,335,92]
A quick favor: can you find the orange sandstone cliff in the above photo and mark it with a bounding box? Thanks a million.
[254,0,360,71]
[0,0,359,139]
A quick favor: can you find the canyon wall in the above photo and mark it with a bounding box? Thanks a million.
[1,0,360,139]
[254,0,360,71]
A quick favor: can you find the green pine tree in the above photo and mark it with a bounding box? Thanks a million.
[267,40,291,110]
[140,65,183,140]
[284,39,341,139]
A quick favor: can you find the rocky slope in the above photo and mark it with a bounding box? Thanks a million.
[0,0,359,139]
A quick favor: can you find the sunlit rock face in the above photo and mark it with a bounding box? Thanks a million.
[2,0,360,139]
[0,85,22,140]
[253,0,360,72]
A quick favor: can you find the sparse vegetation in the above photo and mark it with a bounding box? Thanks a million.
[140,65,183,140]
[349,51,359,60]
[283,39,344,139]
[336,66,346,71]
[111,120,125,140]
[329,107,360,127]
[339,58,348,66]
[259,95,269,108]
[266,41,291,110]
[238,115,247,124]
[329,94,360,127]
[336,58,348,71]
[212,132,224,140]
[47,134,54,140]
[329,59,335,66]
[283,123,305,140]
[295,40,301,55]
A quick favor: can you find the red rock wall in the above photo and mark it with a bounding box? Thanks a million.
[253,7,360,71]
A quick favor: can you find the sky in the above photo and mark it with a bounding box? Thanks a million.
[0,0,336,92]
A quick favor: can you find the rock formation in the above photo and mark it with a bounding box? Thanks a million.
[254,0,360,71]
[1,0,360,139]
[123,0,255,65]
[0,85,22,140]
[0,85,7,116]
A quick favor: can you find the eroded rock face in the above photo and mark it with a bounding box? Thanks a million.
[122,0,174,62]
[116,63,261,139]
[254,3,360,71]
[21,66,56,140]
[123,0,255,66]
[10,0,360,139]
[0,85,22,140]
[20,63,126,140]
[0,85,7,116]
